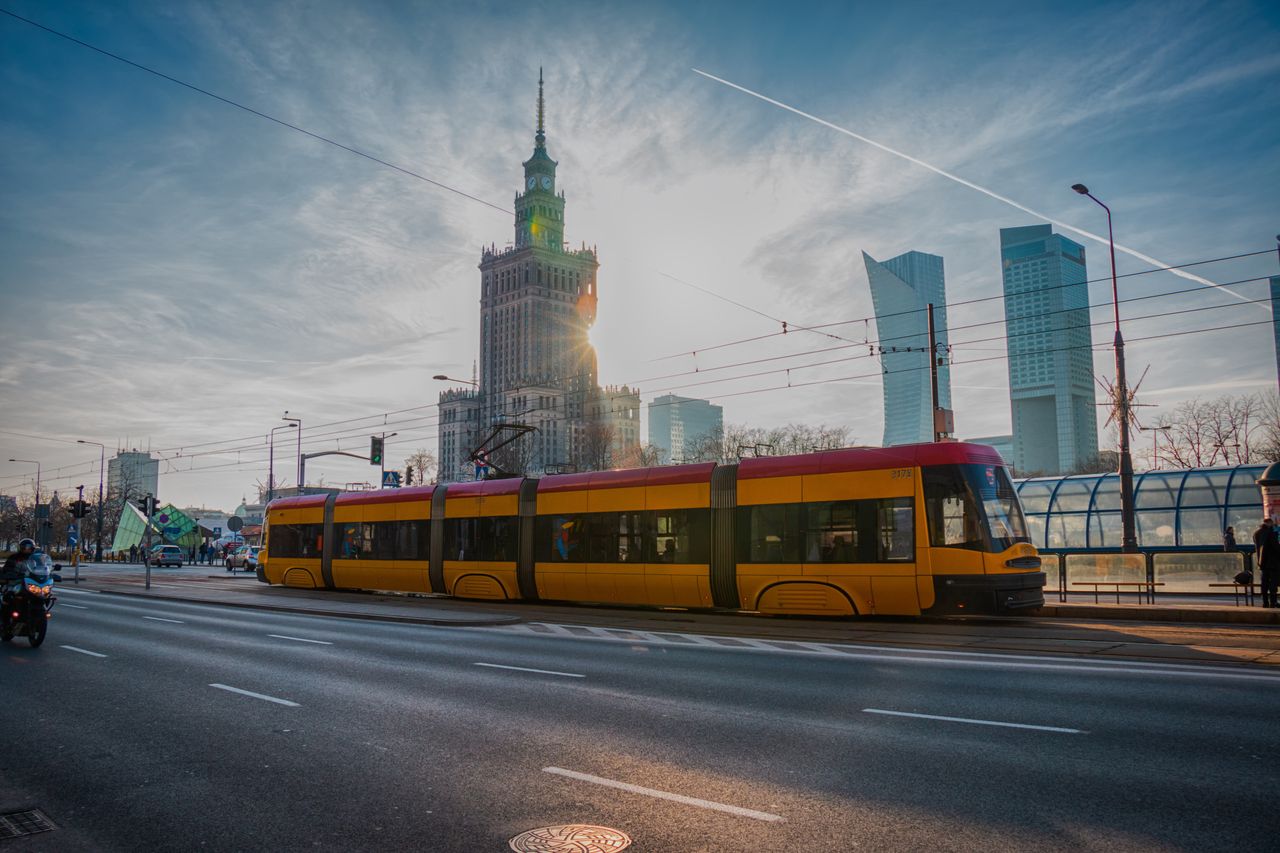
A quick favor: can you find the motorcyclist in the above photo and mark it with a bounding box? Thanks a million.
[2,538,36,581]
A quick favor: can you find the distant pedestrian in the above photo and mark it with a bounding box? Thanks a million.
[1224,526,1237,552]
[129,544,138,563]
[1254,518,1279,608]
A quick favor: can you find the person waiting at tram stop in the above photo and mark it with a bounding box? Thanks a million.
[1253,518,1280,608]
[1223,526,1237,552]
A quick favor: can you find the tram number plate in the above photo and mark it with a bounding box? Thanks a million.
[890,468,913,480]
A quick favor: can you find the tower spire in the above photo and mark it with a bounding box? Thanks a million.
[535,67,545,148]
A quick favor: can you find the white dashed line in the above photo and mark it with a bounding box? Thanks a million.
[862,708,1083,734]
[208,683,299,707]
[143,616,185,624]
[474,662,585,678]
[60,645,107,658]
[543,767,785,822]
[59,603,89,610]
[268,634,333,645]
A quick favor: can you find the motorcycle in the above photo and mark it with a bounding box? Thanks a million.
[1,553,62,648]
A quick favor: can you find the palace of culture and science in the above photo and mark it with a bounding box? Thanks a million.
[437,73,639,482]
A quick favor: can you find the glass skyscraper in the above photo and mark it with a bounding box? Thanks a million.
[649,394,724,464]
[863,250,951,446]
[1000,225,1099,475]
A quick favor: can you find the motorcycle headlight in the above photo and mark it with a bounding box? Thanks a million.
[41,585,52,595]
[26,583,39,594]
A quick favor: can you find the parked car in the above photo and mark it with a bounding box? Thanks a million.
[226,545,261,571]
[150,545,183,568]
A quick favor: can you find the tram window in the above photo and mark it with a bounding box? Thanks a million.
[444,518,478,561]
[480,517,517,562]
[738,504,803,563]
[923,466,985,550]
[878,498,914,561]
[537,514,587,562]
[652,509,711,563]
[803,501,860,563]
[396,520,430,561]
[269,524,298,557]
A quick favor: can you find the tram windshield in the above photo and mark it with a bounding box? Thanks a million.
[923,464,1029,552]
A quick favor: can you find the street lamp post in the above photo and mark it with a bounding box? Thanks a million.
[434,375,480,483]
[282,413,302,490]
[1072,184,1137,554]
[268,423,298,502]
[9,458,41,548]
[77,440,107,561]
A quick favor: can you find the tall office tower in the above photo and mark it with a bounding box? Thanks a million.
[1271,276,1280,394]
[1000,225,1099,475]
[863,250,951,446]
[107,450,159,502]
[437,71,604,481]
[649,394,725,464]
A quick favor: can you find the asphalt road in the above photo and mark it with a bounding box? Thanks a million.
[4,589,1279,852]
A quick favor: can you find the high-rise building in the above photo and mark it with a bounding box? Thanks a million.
[1000,225,1099,475]
[107,450,159,502]
[649,394,724,464]
[863,250,951,446]
[437,72,629,481]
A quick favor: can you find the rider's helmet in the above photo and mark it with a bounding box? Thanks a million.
[16,538,35,557]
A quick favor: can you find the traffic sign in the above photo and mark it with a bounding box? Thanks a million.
[227,516,244,532]
[382,471,401,488]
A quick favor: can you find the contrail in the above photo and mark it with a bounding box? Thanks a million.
[692,68,1258,308]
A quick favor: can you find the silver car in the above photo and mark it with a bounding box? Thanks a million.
[226,545,261,571]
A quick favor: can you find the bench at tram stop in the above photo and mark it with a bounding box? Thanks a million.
[1070,581,1164,605]
[1207,582,1262,607]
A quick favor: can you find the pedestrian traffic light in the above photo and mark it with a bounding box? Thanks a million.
[370,436,384,466]
[70,500,90,518]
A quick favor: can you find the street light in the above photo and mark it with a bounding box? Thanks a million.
[77,439,106,561]
[282,412,302,489]
[433,374,479,386]
[1072,183,1137,554]
[268,423,298,502]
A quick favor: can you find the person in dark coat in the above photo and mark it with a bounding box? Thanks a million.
[1255,518,1279,608]
[1223,527,1237,551]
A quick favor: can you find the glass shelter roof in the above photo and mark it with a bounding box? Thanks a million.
[1014,465,1265,551]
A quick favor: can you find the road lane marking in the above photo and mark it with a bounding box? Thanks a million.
[474,662,584,678]
[268,634,333,645]
[513,623,1280,683]
[60,645,107,658]
[143,616,185,624]
[543,767,784,822]
[59,603,89,610]
[862,708,1083,734]
[208,683,300,707]
[55,588,95,596]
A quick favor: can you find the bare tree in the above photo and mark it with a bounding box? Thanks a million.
[686,423,853,464]
[576,421,616,472]
[404,450,437,485]
[1154,393,1272,468]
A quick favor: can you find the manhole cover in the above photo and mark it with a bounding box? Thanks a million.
[509,824,631,852]
[0,809,55,839]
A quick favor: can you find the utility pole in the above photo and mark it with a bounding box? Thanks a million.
[928,303,941,442]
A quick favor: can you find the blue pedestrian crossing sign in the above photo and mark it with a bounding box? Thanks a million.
[382,471,402,488]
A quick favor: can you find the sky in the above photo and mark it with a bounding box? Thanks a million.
[2,0,1278,511]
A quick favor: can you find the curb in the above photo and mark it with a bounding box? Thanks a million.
[1036,604,1280,625]
[87,588,525,628]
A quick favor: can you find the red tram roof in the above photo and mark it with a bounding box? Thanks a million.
[265,494,328,511]
[443,478,523,499]
[738,442,1003,480]
[537,462,715,494]
[335,485,436,507]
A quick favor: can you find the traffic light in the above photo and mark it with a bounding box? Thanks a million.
[70,500,90,518]
[370,436,384,466]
